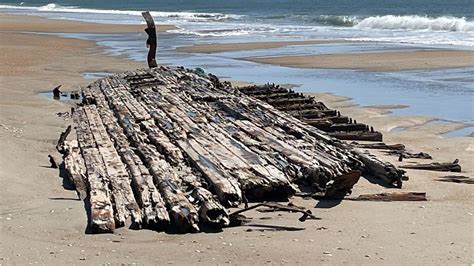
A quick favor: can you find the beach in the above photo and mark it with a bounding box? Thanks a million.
[245,49,474,71]
[1,12,473,265]
[178,42,474,71]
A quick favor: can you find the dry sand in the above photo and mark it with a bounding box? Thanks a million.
[177,40,347,54]
[245,50,474,71]
[1,14,473,264]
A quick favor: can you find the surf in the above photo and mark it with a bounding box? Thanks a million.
[355,15,474,32]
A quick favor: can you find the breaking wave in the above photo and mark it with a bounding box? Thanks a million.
[261,14,474,32]
[0,3,244,22]
[355,15,474,32]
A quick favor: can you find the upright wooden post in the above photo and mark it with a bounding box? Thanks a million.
[142,11,157,68]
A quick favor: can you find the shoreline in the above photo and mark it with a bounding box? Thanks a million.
[176,40,349,53]
[0,13,176,33]
[244,50,474,71]
[177,42,474,71]
[1,13,473,264]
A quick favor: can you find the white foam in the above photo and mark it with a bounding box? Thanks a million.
[355,15,474,32]
[0,3,244,22]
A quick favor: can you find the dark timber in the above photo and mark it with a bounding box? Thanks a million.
[142,11,157,68]
[238,84,383,142]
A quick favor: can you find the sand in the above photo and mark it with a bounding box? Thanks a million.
[0,13,175,33]
[177,40,347,54]
[1,14,473,264]
[245,50,474,71]
[177,41,474,71]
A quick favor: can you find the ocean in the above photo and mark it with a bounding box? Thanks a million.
[1,1,473,130]
[1,0,473,46]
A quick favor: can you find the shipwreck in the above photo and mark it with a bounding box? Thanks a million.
[55,66,410,233]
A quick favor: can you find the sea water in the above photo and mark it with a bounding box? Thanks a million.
[1,0,473,131]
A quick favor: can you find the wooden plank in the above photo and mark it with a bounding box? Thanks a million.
[74,107,115,233]
[62,140,88,200]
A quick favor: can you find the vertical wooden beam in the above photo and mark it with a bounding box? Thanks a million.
[142,11,157,68]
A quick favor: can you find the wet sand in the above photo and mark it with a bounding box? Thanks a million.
[245,50,474,71]
[177,41,474,71]
[1,14,473,264]
[176,40,347,53]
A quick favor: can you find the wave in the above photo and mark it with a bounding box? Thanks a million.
[0,3,244,22]
[260,14,474,32]
[355,15,474,32]
[258,14,359,27]
[314,15,359,27]
[293,15,360,27]
[169,26,279,37]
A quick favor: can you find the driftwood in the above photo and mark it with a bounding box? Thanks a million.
[352,142,432,160]
[400,160,461,172]
[229,202,319,222]
[56,125,71,153]
[245,224,306,232]
[347,192,427,201]
[352,142,405,151]
[57,67,409,233]
[385,150,432,160]
[436,176,474,184]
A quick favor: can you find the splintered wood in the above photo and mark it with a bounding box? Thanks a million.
[60,67,406,233]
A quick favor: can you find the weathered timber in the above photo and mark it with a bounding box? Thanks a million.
[288,109,337,118]
[347,192,427,201]
[351,142,406,151]
[136,143,200,232]
[303,116,350,124]
[329,131,383,142]
[135,78,296,203]
[106,76,229,229]
[238,83,383,142]
[436,176,474,184]
[142,11,157,68]
[245,224,306,232]
[98,78,207,231]
[385,150,433,160]
[82,105,141,227]
[58,67,411,234]
[86,82,170,228]
[230,84,404,187]
[324,123,369,132]
[56,125,71,153]
[353,148,405,188]
[62,140,88,200]
[400,161,461,172]
[229,202,319,222]
[74,107,115,233]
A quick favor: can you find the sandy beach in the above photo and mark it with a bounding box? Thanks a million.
[246,50,474,71]
[0,13,175,33]
[1,14,473,265]
[177,42,474,71]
